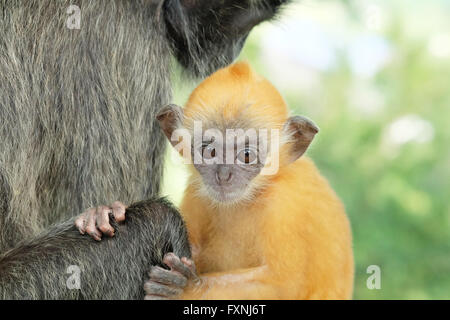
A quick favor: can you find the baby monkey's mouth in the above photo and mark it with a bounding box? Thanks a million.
[208,183,243,204]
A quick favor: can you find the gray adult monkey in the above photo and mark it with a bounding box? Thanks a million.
[0,0,291,299]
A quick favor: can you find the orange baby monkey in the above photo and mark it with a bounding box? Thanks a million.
[143,62,354,300]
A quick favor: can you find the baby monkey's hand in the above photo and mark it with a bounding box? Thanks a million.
[75,201,127,241]
[144,252,200,300]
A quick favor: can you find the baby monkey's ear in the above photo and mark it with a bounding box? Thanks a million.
[156,104,184,147]
[282,116,319,164]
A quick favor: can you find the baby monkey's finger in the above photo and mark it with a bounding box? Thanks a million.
[148,266,187,288]
[143,280,183,297]
[144,295,169,300]
[163,253,195,279]
[181,257,201,284]
[181,257,197,273]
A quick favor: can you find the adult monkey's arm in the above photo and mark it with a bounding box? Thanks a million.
[0,199,191,299]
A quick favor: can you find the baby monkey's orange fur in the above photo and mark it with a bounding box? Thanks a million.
[175,63,353,299]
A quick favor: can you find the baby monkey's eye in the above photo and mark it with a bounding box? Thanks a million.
[237,148,257,165]
[202,144,216,159]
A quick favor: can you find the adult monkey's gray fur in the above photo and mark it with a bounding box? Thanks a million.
[0,0,290,299]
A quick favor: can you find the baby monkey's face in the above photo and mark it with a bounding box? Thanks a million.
[191,132,268,203]
[156,103,319,206]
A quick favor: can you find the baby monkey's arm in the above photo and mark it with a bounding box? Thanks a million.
[144,253,284,300]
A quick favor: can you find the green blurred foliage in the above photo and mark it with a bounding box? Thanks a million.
[163,0,450,299]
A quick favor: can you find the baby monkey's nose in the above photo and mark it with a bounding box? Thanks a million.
[216,166,233,184]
